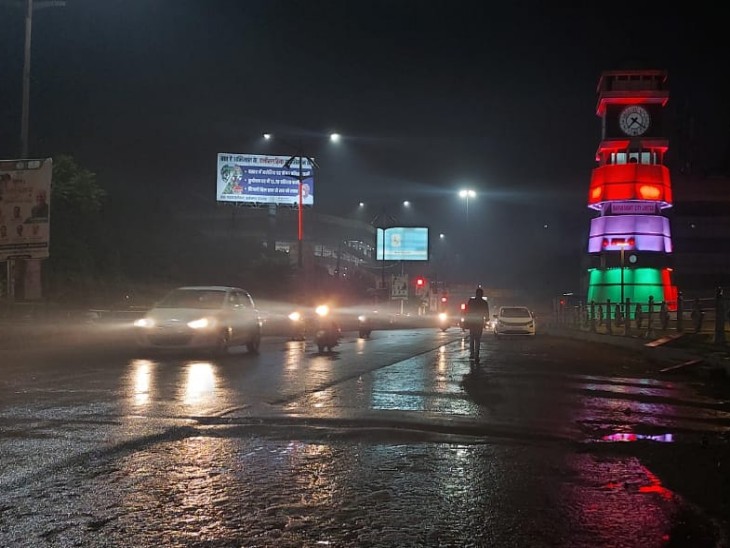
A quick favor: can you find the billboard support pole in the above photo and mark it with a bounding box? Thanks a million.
[297,155,304,268]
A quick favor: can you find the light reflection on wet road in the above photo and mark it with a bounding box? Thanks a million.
[0,435,702,547]
[1,329,728,546]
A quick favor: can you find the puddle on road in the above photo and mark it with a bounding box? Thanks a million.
[601,432,674,443]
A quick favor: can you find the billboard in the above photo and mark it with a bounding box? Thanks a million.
[376,226,429,261]
[216,153,315,205]
[0,158,52,261]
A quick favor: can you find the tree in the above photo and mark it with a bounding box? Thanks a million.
[44,155,108,302]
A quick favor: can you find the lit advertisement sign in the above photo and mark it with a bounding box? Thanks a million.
[376,227,429,261]
[0,158,52,261]
[216,153,315,205]
[588,215,672,253]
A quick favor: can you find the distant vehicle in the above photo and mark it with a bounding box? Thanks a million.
[134,286,262,355]
[312,304,341,353]
[493,306,536,338]
[358,314,373,338]
[437,312,451,332]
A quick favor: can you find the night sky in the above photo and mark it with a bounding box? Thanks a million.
[1,1,727,292]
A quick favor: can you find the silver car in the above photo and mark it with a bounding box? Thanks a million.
[134,286,262,354]
[493,306,536,337]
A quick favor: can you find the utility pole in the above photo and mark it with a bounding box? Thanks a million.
[20,0,66,158]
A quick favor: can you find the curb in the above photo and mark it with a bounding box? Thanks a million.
[546,326,730,377]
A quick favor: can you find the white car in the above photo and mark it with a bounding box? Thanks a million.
[493,306,536,337]
[134,286,262,354]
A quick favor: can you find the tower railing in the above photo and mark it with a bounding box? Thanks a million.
[553,289,729,344]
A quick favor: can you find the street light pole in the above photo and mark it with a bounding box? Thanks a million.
[272,132,338,268]
[620,246,625,306]
[297,153,304,268]
[20,0,66,158]
[284,148,311,269]
[458,189,476,224]
[616,242,630,313]
[20,0,33,158]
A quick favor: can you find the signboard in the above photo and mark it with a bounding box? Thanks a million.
[391,275,408,300]
[0,158,52,261]
[216,153,315,205]
[609,202,658,215]
[376,226,429,261]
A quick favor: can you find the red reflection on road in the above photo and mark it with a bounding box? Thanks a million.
[639,467,674,501]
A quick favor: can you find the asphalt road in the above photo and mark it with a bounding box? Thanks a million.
[1,327,729,547]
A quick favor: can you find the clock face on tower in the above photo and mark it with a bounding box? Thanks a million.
[619,105,651,136]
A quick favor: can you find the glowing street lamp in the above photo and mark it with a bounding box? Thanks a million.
[458,189,476,223]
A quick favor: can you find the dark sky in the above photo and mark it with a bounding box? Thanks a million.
[1,1,728,291]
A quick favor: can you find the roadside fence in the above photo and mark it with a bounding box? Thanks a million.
[553,288,730,345]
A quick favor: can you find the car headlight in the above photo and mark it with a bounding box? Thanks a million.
[134,318,154,328]
[315,305,329,317]
[187,317,213,329]
[288,311,302,322]
[358,315,367,322]
[438,312,448,321]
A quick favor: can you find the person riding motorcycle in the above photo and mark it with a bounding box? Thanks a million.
[313,304,341,353]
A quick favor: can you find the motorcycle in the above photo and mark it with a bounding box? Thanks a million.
[287,310,307,341]
[313,304,341,353]
[437,312,451,332]
[358,314,373,338]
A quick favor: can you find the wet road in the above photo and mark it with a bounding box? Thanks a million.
[1,328,728,546]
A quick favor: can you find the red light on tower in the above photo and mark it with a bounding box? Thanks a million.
[416,277,425,287]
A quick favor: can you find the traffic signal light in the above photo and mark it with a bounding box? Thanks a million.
[415,276,426,296]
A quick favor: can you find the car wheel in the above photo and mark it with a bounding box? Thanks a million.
[247,329,261,354]
[215,329,231,356]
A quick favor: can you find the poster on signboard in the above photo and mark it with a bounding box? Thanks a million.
[216,153,315,205]
[391,275,408,300]
[376,226,429,261]
[0,158,52,262]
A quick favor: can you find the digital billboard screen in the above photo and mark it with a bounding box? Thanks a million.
[376,226,429,261]
[216,153,315,205]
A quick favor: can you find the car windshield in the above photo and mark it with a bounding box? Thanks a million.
[156,289,226,309]
[501,307,531,318]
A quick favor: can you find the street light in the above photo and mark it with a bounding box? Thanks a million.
[266,132,340,268]
[458,189,476,223]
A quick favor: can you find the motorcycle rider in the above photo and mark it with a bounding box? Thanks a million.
[464,286,490,363]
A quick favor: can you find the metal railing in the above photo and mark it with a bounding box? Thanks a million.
[553,289,730,345]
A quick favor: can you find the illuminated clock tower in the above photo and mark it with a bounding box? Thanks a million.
[586,70,677,310]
